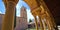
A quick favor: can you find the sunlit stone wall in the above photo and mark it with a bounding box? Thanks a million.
[0,14,4,30]
[0,14,28,30]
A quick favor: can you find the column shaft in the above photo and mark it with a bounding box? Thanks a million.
[41,18,46,30]
[34,16,38,30]
[2,2,16,30]
[46,17,55,30]
[38,16,44,30]
[45,17,52,30]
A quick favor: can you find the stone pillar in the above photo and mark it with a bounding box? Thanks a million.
[46,16,55,30]
[41,17,46,30]
[44,12,52,30]
[48,16,56,30]
[2,0,18,30]
[38,15,44,30]
[45,11,55,30]
[40,0,56,29]
[34,16,38,30]
[46,17,52,30]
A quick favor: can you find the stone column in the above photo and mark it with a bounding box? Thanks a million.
[41,12,46,30]
[38,15,44,30]
[44,12,52,30]
[48,16,56,30]
[39,0,56,29]
[41,17,46,30]
[46,17,52,30]
[2,0,18,30]
[46,16,55,30]
[45,11,55,30]
[34,16,38,30]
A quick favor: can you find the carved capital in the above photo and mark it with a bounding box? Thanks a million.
[3,0,19,5]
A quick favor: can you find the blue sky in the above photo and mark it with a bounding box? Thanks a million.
[0,0,34,22]
[0,0,5,14]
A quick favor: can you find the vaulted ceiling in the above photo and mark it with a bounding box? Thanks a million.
[44,0,60,25]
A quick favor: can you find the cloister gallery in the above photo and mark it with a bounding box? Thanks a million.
[0,0,60,30]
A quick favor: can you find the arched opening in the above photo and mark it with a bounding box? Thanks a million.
[0,0,59,30]
[15,0,35,30]
[23,0,58,30]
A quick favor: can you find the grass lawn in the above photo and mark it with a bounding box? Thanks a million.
[27,28,36,30]
[26,28,48,30]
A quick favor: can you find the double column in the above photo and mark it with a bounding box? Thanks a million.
[38,15,44,30]
[2,0,18,30]
[34,16,38,30]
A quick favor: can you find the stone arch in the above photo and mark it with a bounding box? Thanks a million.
[1,0,57,30]
[23,0,57,30]
[23,0,44,30]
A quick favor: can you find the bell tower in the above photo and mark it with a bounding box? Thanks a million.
[20,6,27,30]
[20,6,27,18]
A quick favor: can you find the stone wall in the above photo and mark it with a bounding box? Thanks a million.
[0,14,28,30]
[15,17,28,30]
[0,14,4,30]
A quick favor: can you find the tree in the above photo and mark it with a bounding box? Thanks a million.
[29,19,32,23]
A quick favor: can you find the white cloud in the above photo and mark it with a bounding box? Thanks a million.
[16,4,20,17]
[26,9,34,22]
[16,1,22,17]
[0,11,2,13]
[16,10,20,17]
